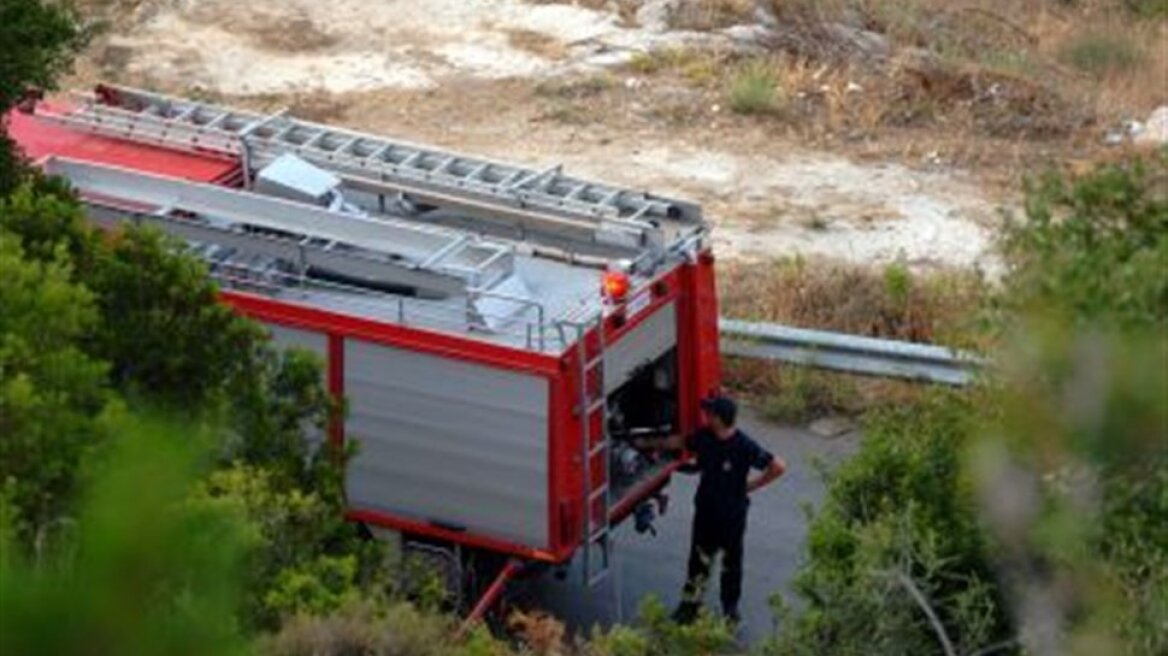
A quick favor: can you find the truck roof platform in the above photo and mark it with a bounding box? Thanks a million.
[13,87,708,355]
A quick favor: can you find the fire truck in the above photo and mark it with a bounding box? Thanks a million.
[8,84,722,618]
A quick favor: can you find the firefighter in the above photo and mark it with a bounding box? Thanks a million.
[635,395,786,626]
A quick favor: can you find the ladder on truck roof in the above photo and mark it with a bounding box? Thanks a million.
[575,315,612,588]
[43,156,518,301]
[35,84,705,261]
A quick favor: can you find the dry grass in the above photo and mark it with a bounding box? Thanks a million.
[600,0,1166,169]
[505,28,570,60]
[726,358,928,424]
[719,257,988,421]
[719,257,987,345]
[671,0,757,30]
[771,0,1166,119]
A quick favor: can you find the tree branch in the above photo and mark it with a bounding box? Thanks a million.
[888,569,957,656]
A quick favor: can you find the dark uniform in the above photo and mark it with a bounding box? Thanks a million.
[678,426,775,619]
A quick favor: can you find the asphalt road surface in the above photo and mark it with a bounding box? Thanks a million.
[512,408,861,646]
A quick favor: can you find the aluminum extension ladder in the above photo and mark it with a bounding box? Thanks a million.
[35,84,703,256]
[575,314,612,587]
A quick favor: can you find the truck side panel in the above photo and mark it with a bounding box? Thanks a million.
[342,339,550,548]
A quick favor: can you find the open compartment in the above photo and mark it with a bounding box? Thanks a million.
[606,346,679,501]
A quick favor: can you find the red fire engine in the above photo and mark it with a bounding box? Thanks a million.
[8,84,722,619]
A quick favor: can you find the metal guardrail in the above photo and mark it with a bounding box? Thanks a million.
[720,319,982,386]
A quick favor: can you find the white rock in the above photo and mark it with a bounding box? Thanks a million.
[721,24,778,48]
[1135,106,1168,145]
[636,0,680,33]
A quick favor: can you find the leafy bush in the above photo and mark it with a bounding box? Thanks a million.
[0,228,112,546]
[0,181,368,635]
[764,393,1011,656]
[584,596,735,656]
[728,61,783,115]
[0,0,88,194]
[1001,151,1167,329]
[770,151,1167,655]
[0,418,251,656]
[977,150,1168,654]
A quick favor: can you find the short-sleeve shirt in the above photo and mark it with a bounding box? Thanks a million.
[686,427,775,520]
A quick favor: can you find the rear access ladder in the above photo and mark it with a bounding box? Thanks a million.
[575,315,612,587]
[34,84,704,259]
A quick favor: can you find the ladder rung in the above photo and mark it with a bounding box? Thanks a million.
[588,530,610,546]
[332,136,359,154]
[587,441,608,459]
[466,162,489,181]
[366,143,393,163]
[400,150,423,168]
[303,130,330,149]
[588,486,609,504]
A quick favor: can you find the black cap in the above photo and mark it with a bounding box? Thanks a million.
[700,395,737,426]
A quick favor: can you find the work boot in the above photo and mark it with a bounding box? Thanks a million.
[671,601,699,625]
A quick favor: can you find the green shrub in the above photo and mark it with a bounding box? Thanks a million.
[1001,150,1168,329]
[585,596,735,656]
[0,227,112,546]
[0,418,251,656]
[1059,32,1145,76]
[728,61,782,115]
[1126,0,1168,19]
[764,392,1010,656]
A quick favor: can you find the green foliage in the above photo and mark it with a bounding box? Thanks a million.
[0,178,358,636]
[0,417,250,656]
[189,464,384,631]
[1058,31,1146,76]
[87,226,270,410]
[0,0,87,112]
[774,151,1168,655]
[728,61,783,116]
[974,323,1168,655]
[1125,0,1168,18]
[0,229,112,546]
[766,393,1010,655]
[883,262,911,308]
[758,367,858,424]
[0,0,89,194]
[584,596,735,656]
[976,150,1168,654]
[1003,151,1168,328]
